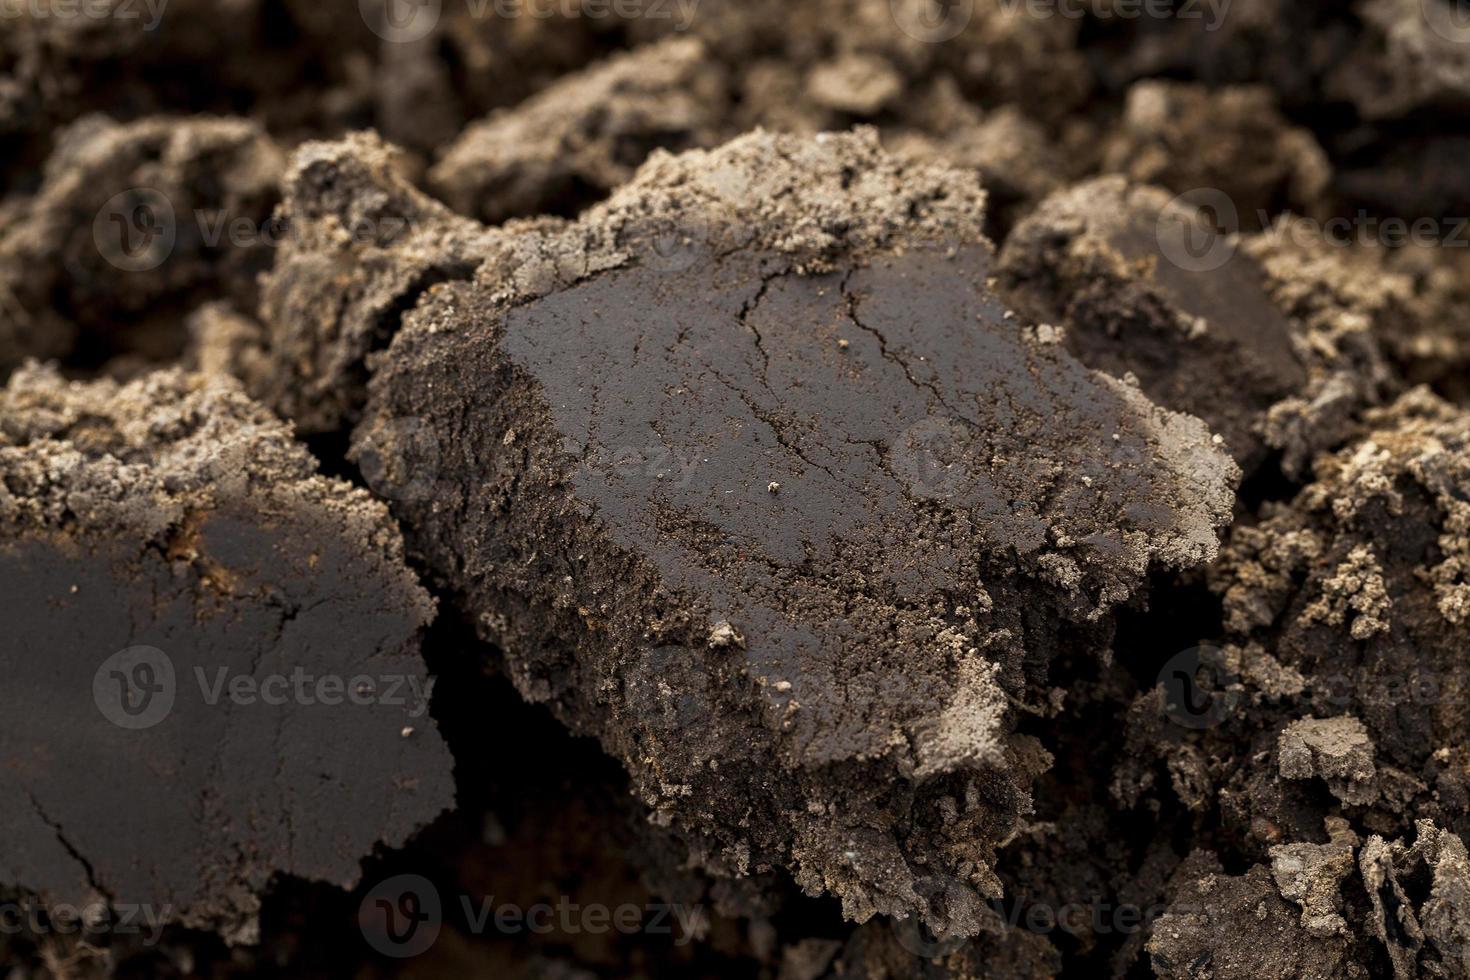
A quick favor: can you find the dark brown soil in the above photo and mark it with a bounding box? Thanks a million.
[3,3,1470,978]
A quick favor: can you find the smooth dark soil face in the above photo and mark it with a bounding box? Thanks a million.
[3,3,1470,979]
[1,522,451,938]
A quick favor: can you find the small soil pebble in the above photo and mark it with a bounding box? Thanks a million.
[0,366,453,943]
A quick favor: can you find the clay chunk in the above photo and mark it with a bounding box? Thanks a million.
[282,130,1243,938]
[429,37,730,224]
[998,176,1389,475]
[1148,856,1360,980]
[0,366,454,943]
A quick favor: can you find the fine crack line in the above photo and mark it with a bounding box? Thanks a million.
[704,366,849,489]
[838,268,980,429]
[24,789,114,904]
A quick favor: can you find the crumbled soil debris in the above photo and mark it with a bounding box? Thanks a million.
[251,131,512,434]
[1147,855,1371,979]
[885,97,1079,241]
[0,0,374,193]
[3,5,1470,979]
[1100,81,1332,227]
[0,114,283,377]
[1113,389,1470,977]
[1204,389,1470,780]
[1271,229,1470,404]
[1326,0,1470,121]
